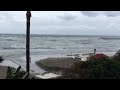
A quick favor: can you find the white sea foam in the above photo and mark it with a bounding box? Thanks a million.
[0,34,119,74]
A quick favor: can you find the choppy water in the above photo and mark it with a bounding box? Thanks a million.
[0,34,120,74]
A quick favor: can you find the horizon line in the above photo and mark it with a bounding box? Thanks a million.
[0,33,120,37]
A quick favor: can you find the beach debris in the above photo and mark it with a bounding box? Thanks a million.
[82,49,97,56]
[67,54,81,60]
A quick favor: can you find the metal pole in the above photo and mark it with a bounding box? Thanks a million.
[26,11,31,75]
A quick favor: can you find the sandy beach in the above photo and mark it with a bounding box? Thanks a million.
[1,51,116,74]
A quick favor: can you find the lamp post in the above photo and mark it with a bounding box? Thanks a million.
[26,11,31,75]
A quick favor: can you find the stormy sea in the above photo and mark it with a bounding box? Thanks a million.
[0,34,120,74]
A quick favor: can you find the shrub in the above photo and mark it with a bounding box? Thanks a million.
[62,57,120,79]
[0,56,4,63]
[112,50,120,61]
[6,66,35,79]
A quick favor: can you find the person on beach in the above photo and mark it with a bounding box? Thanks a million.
[94,49,96,54]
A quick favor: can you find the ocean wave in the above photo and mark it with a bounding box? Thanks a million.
[5,39,15,41]
[99,37,120,40]
[2,47,56,50]
[49,39,57,41]
[3,47,26,49]
[81,42,90,44]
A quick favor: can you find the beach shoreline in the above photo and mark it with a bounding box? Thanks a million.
[0,51,117,79]
[0,52,116,74]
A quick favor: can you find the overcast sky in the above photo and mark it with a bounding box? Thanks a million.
[1,11,120,35]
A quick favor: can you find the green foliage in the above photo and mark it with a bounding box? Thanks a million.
[6,66,35,79]
[63,57,120,79]
[81,59,120,79]
[112,50,120,61]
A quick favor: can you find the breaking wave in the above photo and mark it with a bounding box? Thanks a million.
[3,47,56,50]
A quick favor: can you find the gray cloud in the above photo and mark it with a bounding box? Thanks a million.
[103,11,120,17]
[1,11,120,35]
[58,13,77,20]
[81,11,100,17]
[81,11,120,17]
